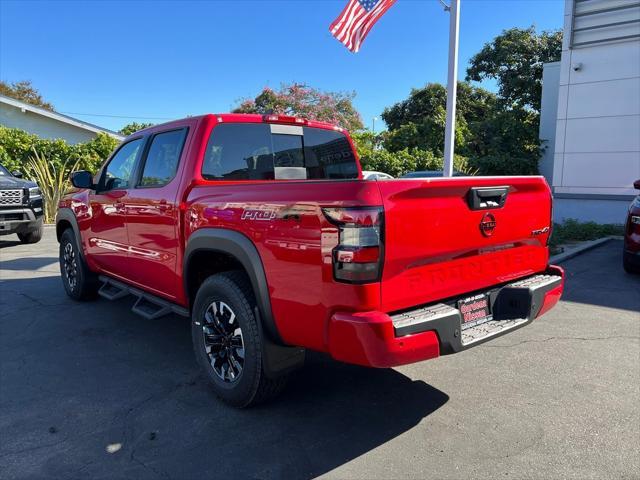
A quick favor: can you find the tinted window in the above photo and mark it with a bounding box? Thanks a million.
[303,127,358,179]
[203,124,273,180]
[139,129,187,187]
[202,123,358,181]
[100,139,143,191]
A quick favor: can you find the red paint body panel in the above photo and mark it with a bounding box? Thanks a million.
[536,265,564,319]
[624,194,640,253]
[376,177,552,312]
[59,113,564,368]
[328,311,440,368]
[184,180,383,351]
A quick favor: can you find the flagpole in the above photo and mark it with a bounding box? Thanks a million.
[443,0,460,177]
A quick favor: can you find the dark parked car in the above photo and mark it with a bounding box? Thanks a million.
[0,163,44,243]
[401,170,466,178]
[623,179,640,274]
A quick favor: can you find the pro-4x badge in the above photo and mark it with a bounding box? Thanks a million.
[241,208,276,221]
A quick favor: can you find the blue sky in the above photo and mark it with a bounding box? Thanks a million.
[0,0,564,132]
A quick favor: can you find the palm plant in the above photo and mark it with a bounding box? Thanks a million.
[26,148,80,223]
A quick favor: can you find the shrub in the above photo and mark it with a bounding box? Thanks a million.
[358,146,475,177]
[0,126,119,175]
[468,154,539,176]
[549,219,624,247]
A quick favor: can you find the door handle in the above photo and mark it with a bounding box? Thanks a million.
[467,187,509,210]
[114,201,125,212]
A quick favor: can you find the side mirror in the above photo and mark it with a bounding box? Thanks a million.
[12,170,23,178]
[634,179,640,190]
[71,170,94,189]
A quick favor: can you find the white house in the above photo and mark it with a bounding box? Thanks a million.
[539,0,640,224]
[0,94,124,144]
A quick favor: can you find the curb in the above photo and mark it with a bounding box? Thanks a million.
[550,236,615,264]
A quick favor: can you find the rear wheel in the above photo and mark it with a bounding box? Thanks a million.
[59,228,99,300]
[191,271,288,407]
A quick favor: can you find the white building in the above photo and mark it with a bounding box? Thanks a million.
[0,94,123,144]
[539,0,640,224]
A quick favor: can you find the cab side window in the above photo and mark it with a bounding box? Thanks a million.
[99,139,144,191]
[139,129,188,187]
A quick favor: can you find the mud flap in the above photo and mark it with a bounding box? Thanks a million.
[255,307,305,378]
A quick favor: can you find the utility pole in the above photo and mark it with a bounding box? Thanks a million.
[372,116,378,134]
[442,0,460,177]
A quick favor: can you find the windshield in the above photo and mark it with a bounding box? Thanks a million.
[0,164,9,176]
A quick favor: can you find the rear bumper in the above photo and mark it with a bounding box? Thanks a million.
[624,249,640,268]
[327,265,564,368]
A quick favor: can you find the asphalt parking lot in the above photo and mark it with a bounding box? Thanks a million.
[1,228,639,480]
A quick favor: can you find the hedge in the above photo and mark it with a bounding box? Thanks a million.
[0,126,119,175]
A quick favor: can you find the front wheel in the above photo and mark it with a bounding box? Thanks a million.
[192,271,288,407]
[18,220,43,244]
[59,228,99,300]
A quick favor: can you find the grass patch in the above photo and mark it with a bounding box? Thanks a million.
[550,219,624,247]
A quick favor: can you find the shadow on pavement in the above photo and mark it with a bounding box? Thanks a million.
[0,273,449,479]
[560,239,640,313]
[0,238,21,249]
[0,257,58,271]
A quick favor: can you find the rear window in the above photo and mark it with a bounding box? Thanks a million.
[202,123,358,181]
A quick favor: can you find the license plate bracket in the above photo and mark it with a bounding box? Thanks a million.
[458,293,491,329]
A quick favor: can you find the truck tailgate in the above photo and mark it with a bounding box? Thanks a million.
[377,176,552,313]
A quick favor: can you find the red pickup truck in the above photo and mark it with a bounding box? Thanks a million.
[56,114,564,407]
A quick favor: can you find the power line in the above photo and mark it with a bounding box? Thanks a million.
[59,111,174,120]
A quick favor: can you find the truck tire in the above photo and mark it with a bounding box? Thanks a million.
[18,221,43,244]
[59,228,99,300]
[192,271,288,407]
[623,251,640,274]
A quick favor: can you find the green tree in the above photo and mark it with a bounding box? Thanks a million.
[380,82,493,157]
[0,80,54,111]
[382,82,497,131]
[119,122,154,136]
[234,83,363,131]
[466,26,563,112]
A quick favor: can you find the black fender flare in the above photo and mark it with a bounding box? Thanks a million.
[55,208,87,262]
[184,228,305,377]
[183,228,282,344]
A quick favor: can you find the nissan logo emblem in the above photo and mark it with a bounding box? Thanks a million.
[480,212,496,237]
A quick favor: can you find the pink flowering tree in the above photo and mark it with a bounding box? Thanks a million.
[233,83,363,132]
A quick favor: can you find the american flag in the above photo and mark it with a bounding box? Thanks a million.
[329,0,397,53]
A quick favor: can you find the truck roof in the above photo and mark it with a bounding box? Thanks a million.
[130,113,344,137]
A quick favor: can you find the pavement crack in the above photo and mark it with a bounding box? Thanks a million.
[481,335,639,348]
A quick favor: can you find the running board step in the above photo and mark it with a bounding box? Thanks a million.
[97,275,189,319]
[98,281,128,300]
[132,296,173,320]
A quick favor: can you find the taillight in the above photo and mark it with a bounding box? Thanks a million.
[322,207,383,283]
